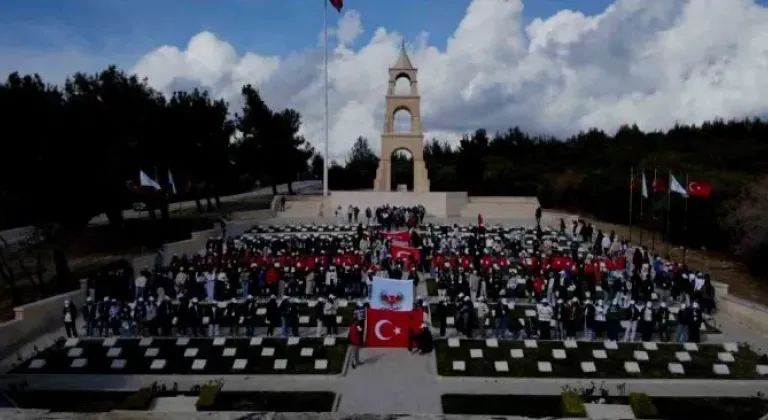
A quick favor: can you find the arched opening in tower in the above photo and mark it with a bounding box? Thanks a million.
[394,75,411,95]
[390,148,414,191]
[393,108,413,133]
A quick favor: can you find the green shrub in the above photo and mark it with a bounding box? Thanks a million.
[561,391,587,417]
[629,393,657,419]
[117,387,154,411]
[196,384,223,411]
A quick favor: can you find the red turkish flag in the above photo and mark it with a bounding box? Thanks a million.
[365,308,421,348]
[391,244,421,262]
[688,180,713,198]
[383,230,410,243]
[329,0,343,12]
[652,173,666,193]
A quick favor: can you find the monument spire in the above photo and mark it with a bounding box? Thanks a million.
[393,39,414,70]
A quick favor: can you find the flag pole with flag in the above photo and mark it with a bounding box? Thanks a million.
[139,170,162,190]
[651,168,658,250]
[668,171,688,257]
[628,166,634,242]
[683,173,689,265]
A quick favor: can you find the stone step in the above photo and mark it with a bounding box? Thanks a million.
[277,202,321,218]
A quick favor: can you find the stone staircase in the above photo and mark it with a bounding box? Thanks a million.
[276,195,324,218]
[459,196,540,220]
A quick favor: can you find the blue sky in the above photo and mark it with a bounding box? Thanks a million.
[0,0,621,61]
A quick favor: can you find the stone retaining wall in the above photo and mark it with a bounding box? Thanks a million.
[0,411,587,420]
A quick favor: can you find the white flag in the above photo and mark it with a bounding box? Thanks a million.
[641,171,649,199]
[139,170,162,190]
[669,172,688,197]
[168,169,178,195]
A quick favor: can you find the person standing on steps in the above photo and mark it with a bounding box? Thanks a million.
[63,299,78,338]
[535,206,542,227]
[349,301,365,369]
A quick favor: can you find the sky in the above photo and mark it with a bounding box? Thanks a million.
[2,0,768,161]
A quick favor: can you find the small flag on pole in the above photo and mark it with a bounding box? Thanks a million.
[168,169,178,195]
[139,170,162,190]
[641,171,649,199]
[669,172,688,197]
[329,0,343,12]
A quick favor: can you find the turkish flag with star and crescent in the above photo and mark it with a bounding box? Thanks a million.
[382,229,410,244]
[365,308,423,348]
[391,243,421,263]
[687,179,713,198]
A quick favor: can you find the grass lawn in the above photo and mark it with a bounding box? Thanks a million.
[7,391,136,412]
[428,303,721,335]
[435,338,767,379]
[650,397,768,420]
[426,279,439,296]
[545,210,768,307]
[206,391,336,412]
[12,336,348,375]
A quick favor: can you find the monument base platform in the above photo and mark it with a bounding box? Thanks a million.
[327,191,468,217]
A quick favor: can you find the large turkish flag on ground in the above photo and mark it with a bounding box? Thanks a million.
[366,308,422,348]
[391,244,421,261]
[383,229,410,244]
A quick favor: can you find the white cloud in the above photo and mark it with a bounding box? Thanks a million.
[123,0,768,159]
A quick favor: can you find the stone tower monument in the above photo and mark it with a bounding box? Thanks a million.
[372,42,431,192]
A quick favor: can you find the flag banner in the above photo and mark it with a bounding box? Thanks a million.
[382,230,410,243]
[688,180,713,198]
[391,243,421,262]
[365,308,422,348]
[641,171,649,199]
[370,276,414,311]
[139,170,162,190]
[478,213,484,227]
[329,0,343,12]
[168,169,178,195]
[652,172,666,193]
[669,173,688,197]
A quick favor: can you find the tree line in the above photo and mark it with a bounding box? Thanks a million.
[329,122,768,276]
[0,66,313,293]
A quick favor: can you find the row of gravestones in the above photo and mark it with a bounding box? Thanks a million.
[448,339,768,376]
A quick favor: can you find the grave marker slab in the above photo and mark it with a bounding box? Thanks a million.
[176,337,189,346]
[192,359,207,371]
[250,337,263,347]
[256,308,267,316]
[338,299,348,308]
[510,349,524,359]
[314,359,328,370]
[581,362,596,373]
[537,361,552,373]
[603,340,618,350]
[336,315,343,324]
[447,338,461,348]
[525,309,537,317]
[111,359,126,370]
[323,337,336,346]
[139,338,153,347]
[494,361,509,372]
[552,349,567,360]
[222,348,237,357]
[212,337,226,346]
[300,348,314,357]
[683,343,699,352]
[145,348,159,358]
[184,348,198,358]
[64,338,79,348]
[287,337,300,346]
[564,339,578,349]
[718,352,735,363]
[524,340,538,349]
[233,359,248,370]
[470,349,483,359]
[713,364,730,375]
[446,317,455,326]
[71,358,87,368]
[452,361,466,371]
[668,363,685,375]
[102,337,118,347]
[723,342,738,353]
[274,359,288,370]
[675,352,692,362]
[642,342,658,351]
[67,348,83,358]
[485,338,499,348]
[106,347,122,358]
[592,350,607,359]
[261,347,275,357]
[624,361,641,374]
[757,365,768,375]
[151,359,166,370]
[29,359,45,370]
[633,351,649,362]
[299,316,310,325]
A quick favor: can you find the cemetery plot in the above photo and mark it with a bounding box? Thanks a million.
[7,391,138,412]
[201,391,336,412]
[12,336,348,375]
[436,339,768,379]
[211,301,353,327]
[442,394,628,417]
[429,303,721,335]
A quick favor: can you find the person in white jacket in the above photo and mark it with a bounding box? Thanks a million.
[475,297,489,337]
[536,299,553,339]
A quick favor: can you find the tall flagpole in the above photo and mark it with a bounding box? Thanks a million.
[322,0,330,197]
[683,173,689,266]
[639,166,644,246]
[651,168,657,251]
[628,166,634,243]
[666,170,672,258]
